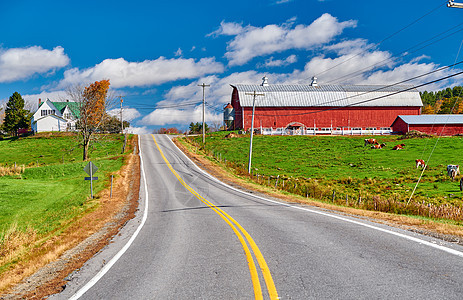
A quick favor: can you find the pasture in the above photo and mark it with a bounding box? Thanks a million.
[0,133,129,273]
[184,132,463,220]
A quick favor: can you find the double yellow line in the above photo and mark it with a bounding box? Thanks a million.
[151,135,278,300]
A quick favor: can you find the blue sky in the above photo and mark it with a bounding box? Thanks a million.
[1,0,463,133]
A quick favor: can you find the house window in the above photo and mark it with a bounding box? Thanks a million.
[41,110,55,116]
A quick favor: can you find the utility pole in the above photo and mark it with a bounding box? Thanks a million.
[198,83,210,144]
[246,90,264,174]
[448,0,463,8]
[119,96,124,134]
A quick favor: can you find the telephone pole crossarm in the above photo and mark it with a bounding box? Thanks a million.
[448,0,463,8]
[245,91,265,174]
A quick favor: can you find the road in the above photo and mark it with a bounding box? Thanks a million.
[55,134,463,299]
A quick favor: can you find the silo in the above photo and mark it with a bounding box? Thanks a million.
[223,103,235,130]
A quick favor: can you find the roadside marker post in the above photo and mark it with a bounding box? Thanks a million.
[84,161,98,198]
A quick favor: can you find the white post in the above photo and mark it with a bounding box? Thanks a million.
[90,163,93,199]
[246,91,264,174]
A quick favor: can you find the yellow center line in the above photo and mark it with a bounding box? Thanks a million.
[151,135,279,300]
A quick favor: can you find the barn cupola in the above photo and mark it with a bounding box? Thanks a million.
[261,75,269,87]
[311,76,318,87]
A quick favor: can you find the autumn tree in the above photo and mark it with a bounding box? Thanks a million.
[2,92,31,136]
[68,80,113,160]
[155,127,179,134]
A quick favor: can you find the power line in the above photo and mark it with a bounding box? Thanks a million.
[327,21,463,84]
[315,1,447,79]
[252,69,463,118]
[247,60,463,118]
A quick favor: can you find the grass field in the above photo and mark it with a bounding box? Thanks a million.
[0,133,130,273]
[184,132,463,221]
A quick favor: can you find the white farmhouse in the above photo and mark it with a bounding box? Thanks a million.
[31,99,80,133]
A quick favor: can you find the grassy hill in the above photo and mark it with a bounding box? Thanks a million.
[0,133,130,274]
[183,132,463,222]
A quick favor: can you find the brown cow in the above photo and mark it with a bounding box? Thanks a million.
[415,159,425,169]
[364,138,378,146]
[392,143,405,150]
[447,165,460,181]
[371,143,386,149]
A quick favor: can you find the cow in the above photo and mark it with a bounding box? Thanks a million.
[392,143,405,150]
[371,143,386,149]
[447,165,460,181]
[460,177,463,191]
[364,138,378,146]
[415,159,425,169]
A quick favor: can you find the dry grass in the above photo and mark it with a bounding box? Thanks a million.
[0,224,37,267]
[0,165,25,176]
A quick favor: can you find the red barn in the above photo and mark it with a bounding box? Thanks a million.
[228,77,422,134]
[391,115,463,136]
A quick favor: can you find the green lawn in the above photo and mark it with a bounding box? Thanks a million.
[187,132,463,208]
[0,133,128,239]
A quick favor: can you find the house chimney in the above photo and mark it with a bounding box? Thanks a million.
[261,75,269,87]
[311,76,318,87]
[38,98,42,105]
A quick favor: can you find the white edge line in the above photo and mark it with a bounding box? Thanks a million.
[69,135,150,299]
[168,136,463,259]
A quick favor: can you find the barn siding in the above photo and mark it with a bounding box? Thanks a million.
[409,124,463,136]
[391,118,409,134]
[239,106,420,130]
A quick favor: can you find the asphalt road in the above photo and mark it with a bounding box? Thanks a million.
[54,134,463,299]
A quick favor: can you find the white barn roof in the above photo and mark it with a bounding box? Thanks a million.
[232,84,423,108]
[396,114,463,125]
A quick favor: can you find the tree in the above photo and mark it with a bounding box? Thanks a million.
[100,115,130,133]
[2,92,31,136]
[188,122,208,134]
[68,80,113,161]
[155,127,179,134]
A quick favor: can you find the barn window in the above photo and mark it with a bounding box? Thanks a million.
[365,127,376,130]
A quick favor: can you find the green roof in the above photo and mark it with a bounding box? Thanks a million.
[51,101,80,118]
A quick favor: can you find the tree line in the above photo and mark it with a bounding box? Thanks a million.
[420,86,463,114]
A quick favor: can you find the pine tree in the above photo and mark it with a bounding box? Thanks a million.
[2,92,30,136]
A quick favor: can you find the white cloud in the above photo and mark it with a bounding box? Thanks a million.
[58,56,224,88]
[108,107,141,121]
[22,90,68,111]
[207,21,245,37]
[222,14,357,66]
[174,48,183,57]
[0,46,69,82]
[140,105,221,126]
[262,55,297,67]
[125,126,151,134]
